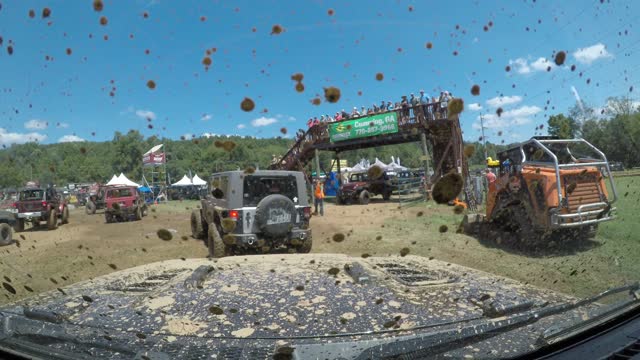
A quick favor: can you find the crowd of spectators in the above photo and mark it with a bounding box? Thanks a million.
[304,90,454,129]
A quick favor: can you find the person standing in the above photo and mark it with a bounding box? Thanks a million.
[485,168,496,191]
[314,180,325,216]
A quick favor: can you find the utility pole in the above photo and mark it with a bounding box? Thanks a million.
[479,112,488,160]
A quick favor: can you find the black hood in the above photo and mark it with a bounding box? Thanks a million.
[0,254,614,359]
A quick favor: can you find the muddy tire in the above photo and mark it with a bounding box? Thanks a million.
[15,219,25,232]
[105,213,113,224]
[382,190,391,201]
[358,190,370,205]
[297,239,312,253]
[86,201,96,215]
[0,223,12,246]
[191,210,205,239]
[47,210,58,230]
[134,206,142,221]
[207,225,226,258]
[61,207,69,224]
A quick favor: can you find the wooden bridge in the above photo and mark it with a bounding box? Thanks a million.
[268,102,469,190]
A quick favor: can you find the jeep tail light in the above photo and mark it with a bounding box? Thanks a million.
[12,202,17,208]
[229,210,239,220]
[42,201,48,208]
[303,207,311,220]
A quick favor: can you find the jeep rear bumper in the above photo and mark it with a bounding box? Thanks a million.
[229,229,312,247]
[17,212,43,219]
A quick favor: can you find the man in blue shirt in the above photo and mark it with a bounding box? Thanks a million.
[419,90,430,104]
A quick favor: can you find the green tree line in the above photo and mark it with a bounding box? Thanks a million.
[0,96,636,188]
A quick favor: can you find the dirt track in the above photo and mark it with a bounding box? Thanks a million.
[0,197,634,305]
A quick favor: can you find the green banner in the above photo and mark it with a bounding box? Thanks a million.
[328,112,398,142]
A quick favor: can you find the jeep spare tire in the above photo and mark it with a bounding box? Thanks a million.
[254,194,296,238]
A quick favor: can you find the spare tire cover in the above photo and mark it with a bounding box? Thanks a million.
[254,194,296,237]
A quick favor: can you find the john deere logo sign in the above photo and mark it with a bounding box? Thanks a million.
[329,113,398,142]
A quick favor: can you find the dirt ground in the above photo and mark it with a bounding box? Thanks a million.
[1,194,637,305]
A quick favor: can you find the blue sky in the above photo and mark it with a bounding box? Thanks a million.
[0,0,638,147]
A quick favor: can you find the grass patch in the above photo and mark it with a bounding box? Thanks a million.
[367,176,640,298]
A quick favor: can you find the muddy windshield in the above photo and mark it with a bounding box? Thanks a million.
[243,176,298,207]
[349,173,367,182]
[18,190,44,201]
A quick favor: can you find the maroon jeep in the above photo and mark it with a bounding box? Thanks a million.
[337,171,393,205]
[14,187,69,231]
[104,186,147,223]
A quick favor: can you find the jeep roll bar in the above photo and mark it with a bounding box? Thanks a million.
[518,138,618,208]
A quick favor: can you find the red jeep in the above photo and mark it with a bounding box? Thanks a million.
[337,171,393,205]
[104,186,147,223]
[14,186,69,231]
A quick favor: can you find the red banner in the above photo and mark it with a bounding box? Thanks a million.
[143,152,165,166]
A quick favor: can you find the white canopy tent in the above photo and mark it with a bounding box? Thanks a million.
[171,175,193,187]
[372,158,388,170]
[387,156,407,171]
[105,174,119,185]
[192,174,207,186]
[115,173,141,187]
[171,174,208,187]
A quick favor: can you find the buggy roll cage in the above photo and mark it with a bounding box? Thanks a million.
[507,138,618,208]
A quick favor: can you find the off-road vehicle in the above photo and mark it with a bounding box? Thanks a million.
[14,186,69,231]
[104,185,148,223]
[85,184,106,214]
[191,170,312,257]
[463,137,617,244]
[337,170,393,205]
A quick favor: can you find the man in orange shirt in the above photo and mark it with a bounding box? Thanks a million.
[314,179,325,216]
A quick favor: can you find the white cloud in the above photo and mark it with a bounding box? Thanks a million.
[182,133,193,139]
[0,128,47,147]
[468,103,482,111]
[509,57,555,74]
[530,57,554,72]
[201,132,217,138]
[135,109,156,120]
[251,117,277,127]
[509,58,531,74]
[200,114,211,121]
[486,95,522,108]
[24,119,48,130]
[56,122,70,128]
[573,43,612,65]
[237,124,246,129]
[473,105,541,129]
[58,135,85,143]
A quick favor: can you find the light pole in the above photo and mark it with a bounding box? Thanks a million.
[479,112,488,160]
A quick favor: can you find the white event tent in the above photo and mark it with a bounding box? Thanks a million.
[106,173,141,187]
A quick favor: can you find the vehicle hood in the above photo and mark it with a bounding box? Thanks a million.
[341,182,367,191]
[0,254,608,359]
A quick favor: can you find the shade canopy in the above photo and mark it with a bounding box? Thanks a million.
[171,175,192,186]
[192,174,207,186]
[106,173,140,187]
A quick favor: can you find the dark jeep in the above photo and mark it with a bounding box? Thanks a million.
[338,171,393,205]
[104,186,147,223]
[85,184,107,214]
[191,170,312,257]
[14,187,69,231]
